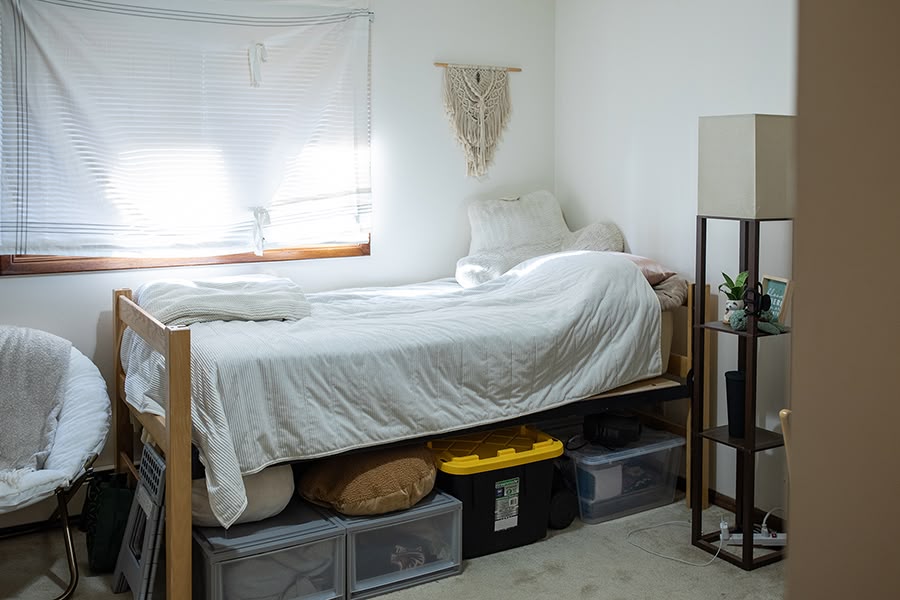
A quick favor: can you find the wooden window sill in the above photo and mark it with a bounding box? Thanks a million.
[0,241,370,276]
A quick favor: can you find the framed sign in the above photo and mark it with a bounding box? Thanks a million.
[762,275,793,324]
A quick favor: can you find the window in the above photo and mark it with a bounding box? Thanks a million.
[0,0,373,273]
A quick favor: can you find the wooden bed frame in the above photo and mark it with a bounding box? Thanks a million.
[112,284,709,600]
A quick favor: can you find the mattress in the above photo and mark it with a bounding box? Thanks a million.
[122,251,667,527]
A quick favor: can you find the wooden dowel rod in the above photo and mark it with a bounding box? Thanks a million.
[119,451,140,482]
[433,62,522,72]
[129,406,168,456]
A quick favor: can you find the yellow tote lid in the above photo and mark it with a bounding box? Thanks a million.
[428,426,563,475]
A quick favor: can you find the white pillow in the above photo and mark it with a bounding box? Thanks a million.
[466,190,569,254]
[456,190,624,288]
[192,464,294,528]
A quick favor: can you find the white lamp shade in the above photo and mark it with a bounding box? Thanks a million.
[698,114,796,219]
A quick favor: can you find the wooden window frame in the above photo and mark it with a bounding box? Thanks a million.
[0,239,370,276]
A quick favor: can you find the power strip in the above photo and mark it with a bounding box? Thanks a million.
[722,532,787,547]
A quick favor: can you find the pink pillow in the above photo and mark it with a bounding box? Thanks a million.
[610,252,676,285]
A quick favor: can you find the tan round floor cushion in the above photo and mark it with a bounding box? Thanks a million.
[298,445,436,516]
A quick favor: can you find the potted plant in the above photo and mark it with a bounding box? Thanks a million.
[719,271,749,323]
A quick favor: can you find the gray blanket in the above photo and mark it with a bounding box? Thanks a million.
[0,326,71,474]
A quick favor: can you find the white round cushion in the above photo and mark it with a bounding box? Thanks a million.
[192,464,294,527]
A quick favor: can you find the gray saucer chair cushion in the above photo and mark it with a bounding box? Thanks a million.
[0,347,110,514]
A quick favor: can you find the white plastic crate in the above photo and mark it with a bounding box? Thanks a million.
[193,499,345,600]
[331,491,462,600]
[566,429,685,524]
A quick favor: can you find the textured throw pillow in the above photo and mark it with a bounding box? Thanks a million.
[192,464,294,527]
[563,222,625,254]
[298,445,436,516]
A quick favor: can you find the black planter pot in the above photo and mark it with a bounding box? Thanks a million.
[725,370,746,438]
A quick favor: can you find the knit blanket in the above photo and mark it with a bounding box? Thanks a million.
[0,326,71,481]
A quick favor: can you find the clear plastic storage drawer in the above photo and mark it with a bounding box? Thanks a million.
[193,499,345,600]
[333,491,462,599]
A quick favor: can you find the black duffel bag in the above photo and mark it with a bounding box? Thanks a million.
[80,472,134,573]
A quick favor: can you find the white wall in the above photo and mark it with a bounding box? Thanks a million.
[2,0,800,525]
[555,0,796,506]
[0,0,555,525]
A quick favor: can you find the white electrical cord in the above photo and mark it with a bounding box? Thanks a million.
[626,520,724,567]
[761,506,785,535]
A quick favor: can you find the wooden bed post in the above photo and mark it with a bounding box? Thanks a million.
[685,284,712,510]
[166,327,192,600]
[113,289,135,475]
[114,289,193,599]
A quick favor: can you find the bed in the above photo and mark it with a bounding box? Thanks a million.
[113,250,697,600]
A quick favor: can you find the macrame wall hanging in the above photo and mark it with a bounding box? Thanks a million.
[436,62,521,177]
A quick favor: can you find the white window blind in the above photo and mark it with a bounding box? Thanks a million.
[0,0,372,258]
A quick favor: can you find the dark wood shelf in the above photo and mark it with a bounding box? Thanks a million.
[699,425,785,452]
[698,321,791,337]
[692,215,791,570]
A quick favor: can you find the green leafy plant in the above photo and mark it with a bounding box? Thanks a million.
[719,271,749,301]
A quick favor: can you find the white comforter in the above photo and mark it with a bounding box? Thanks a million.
[122,251,662,527]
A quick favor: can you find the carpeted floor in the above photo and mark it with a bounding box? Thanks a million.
[0,501,784,599]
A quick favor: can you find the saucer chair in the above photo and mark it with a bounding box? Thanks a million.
[0,327,111,600]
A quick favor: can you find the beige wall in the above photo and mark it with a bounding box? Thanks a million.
[789,1,900,598]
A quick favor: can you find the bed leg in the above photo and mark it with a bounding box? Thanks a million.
[166,327,192,600]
